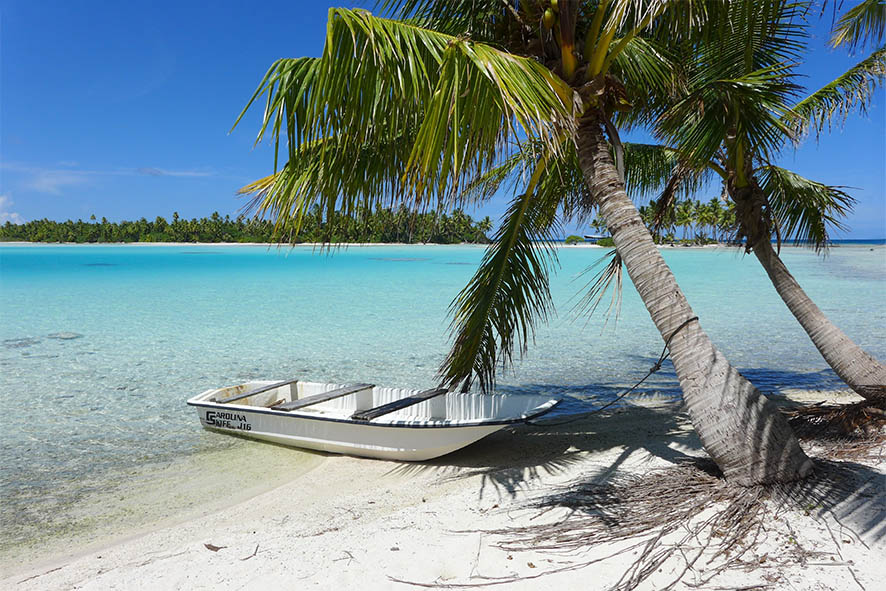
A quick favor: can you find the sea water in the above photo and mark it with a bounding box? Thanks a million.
[1,243,884,562]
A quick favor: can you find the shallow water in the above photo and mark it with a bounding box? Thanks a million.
[0,243,884,561]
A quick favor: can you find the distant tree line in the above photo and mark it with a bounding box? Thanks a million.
[0,207,494,244]
[591,197,738,245]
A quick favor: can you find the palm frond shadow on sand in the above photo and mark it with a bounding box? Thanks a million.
[387,393,701,503]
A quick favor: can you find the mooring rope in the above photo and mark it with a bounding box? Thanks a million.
[526,316,700,427]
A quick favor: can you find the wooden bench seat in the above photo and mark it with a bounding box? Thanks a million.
[215,378,298,404]
[351,387,448,421]
[272,383,374,412]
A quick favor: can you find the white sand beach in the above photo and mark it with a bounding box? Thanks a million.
[4,391,883,591]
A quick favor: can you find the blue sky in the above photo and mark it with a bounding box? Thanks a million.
[1,1,884,238]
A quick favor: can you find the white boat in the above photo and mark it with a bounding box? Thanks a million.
[187,379,559,461]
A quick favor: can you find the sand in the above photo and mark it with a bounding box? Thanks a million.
[3,393,883,591]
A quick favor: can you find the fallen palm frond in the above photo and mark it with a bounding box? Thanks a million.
[394,455,882,591]
[785,400,886,442]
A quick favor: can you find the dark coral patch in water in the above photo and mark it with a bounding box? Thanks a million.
[369,257,430,262]
[3,338,41,349]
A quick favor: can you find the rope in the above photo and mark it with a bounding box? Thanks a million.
[526,316,699,427]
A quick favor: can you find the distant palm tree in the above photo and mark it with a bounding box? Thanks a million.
[675,200,696,240]
[235,1,810,484]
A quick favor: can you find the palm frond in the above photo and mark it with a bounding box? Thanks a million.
[787,48,886,139]
[439,188,560,393]
[235,8,579,236]
[456,150,526,204]
[830,0,885,50]
[657,64,800,168]
[622,142,719,200]
[457,140,590,221]
[404,38,579,200]
[622,142,679,198]
[759,165,855,252]
[610,36,681,130]
[653,2,806,168]
[375,0,532,48]
[573,249,624,328]
[236,127,425,242]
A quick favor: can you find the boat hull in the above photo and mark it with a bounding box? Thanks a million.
[188,381,558,461]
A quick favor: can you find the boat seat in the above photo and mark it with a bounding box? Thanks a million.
[351,387,448,421]
[272,383,374,412]
[215,378,298,404]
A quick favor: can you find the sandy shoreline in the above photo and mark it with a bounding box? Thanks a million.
[4,392,883,591]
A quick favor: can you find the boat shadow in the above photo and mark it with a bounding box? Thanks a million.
[387,390,702,502]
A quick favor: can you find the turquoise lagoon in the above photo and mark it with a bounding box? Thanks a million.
[1,243,884,560]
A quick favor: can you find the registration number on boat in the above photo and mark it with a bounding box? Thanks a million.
[205,410,252,431]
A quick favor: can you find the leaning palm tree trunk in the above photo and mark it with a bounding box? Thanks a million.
[577,113,812,485]
[751,235,886,404]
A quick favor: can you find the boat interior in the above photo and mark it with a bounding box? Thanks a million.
[195,380,556,425]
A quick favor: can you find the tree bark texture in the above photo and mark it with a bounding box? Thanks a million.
[576,112,812,485]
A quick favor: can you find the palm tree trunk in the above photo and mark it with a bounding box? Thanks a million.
[751,235,886,404]
[576,113,812,485]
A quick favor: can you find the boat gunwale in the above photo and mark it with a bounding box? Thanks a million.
[186,395,561,429]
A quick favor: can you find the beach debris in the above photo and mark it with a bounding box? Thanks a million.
[16,566,63,584]
[3,337,41,349]
[203,543,226,552]
[240,544,260,561]
[47,332,84,340]
[786,400,886,442]
[333,550,356,565]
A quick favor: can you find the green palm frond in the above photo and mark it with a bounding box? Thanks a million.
[237,130,420,242]
[622,142,721,200]
[759,165,855,252]
[573,249,624,328]
[440,188,561,393]
[537,144,592,222]
[235,8,579,216]
[622,142,680,198]
[376,0,531,47]
[654,2,806,168]
[457,140,590,220]
[830,0,885,50]
[456,150,526,204]
[787,48,886,139]
[405,38,579,200]
[657,64,800,168]
[609,36,681,130]
[233,57,321,173]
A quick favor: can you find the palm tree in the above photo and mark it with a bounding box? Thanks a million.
[235,1,811,484]
[637,2,886,403]
[674,199,695,240]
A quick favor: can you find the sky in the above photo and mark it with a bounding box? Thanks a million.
[1,1,884,238]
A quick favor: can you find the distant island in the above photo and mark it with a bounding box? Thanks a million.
[0,208,493,244]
